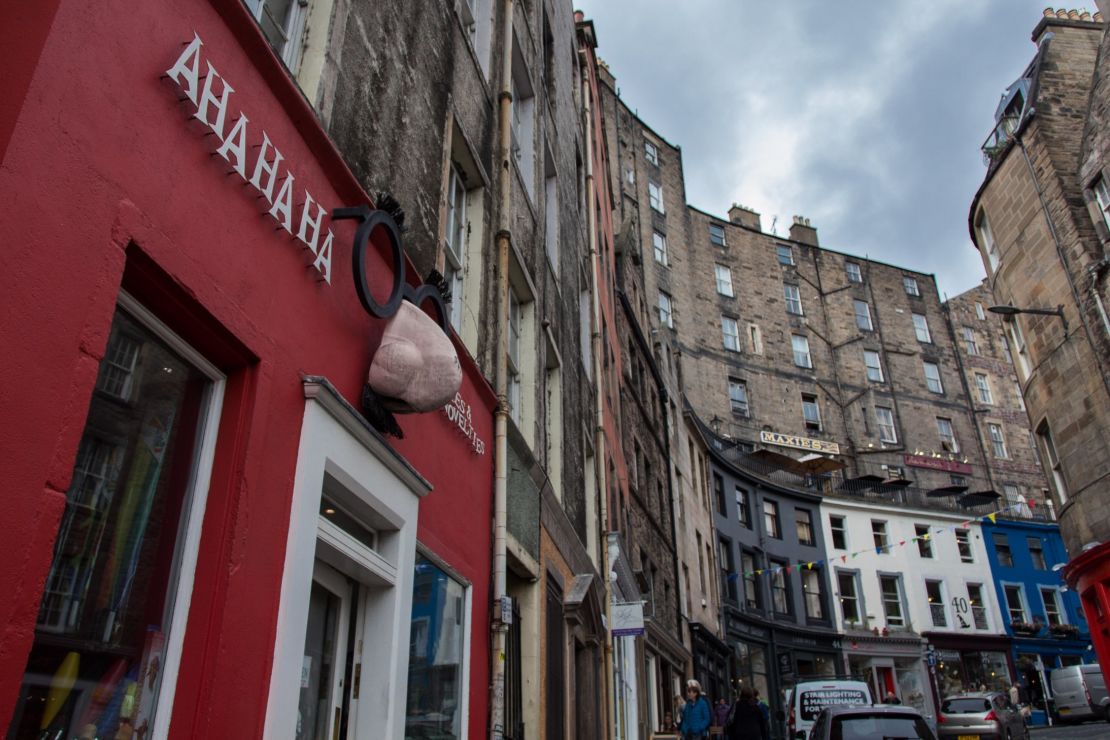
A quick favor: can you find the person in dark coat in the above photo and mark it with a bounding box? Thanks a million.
[725,686,769,740]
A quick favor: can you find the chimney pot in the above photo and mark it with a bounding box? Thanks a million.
[1080,11,1091,20]
[728,203,762,232]
[1056,9,1068,17]
[1044,7,1056,16]
[1095,11,1104,21]
[1068,9,1080,19]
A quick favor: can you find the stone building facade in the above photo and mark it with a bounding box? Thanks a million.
[967,7,1110,679]
[944,281,1053,513]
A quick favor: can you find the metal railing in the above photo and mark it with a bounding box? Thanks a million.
[981,115,1021,165]
[714,443,1055,522]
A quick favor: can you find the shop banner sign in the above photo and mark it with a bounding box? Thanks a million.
[611,602,645,637]
[903,454,972,475]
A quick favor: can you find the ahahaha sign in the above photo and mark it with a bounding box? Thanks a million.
[798,689,869,721]
[760,430,840,455]
[166,35,334,282]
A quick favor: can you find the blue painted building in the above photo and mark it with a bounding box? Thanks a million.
[981,517,1094,724]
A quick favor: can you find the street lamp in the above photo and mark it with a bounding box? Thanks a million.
[988,303,1068,334]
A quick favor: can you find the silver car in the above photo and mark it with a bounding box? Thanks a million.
[937,693,1027,740]
[807,705,936,740]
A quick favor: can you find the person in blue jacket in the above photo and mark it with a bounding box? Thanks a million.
[679,679,712,740]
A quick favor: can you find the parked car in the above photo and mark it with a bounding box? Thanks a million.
[807,705,936,740]
[936,693,1027,740]
[785,680,872,739]
[1050,663,1109,723]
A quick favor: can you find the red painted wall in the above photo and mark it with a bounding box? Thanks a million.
[0,1,494,737]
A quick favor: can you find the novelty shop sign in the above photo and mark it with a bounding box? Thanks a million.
[165,35,460,418]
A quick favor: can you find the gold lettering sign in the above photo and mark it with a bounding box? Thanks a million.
[759,430,841,455]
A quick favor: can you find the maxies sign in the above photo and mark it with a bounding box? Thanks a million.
[164,35,462,425]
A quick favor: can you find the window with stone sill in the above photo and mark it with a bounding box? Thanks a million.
[988,423,1007,458]
[903,276,920,297]
[845,261,862,283]
[802,393,821,431]
[879,575,905,627]
[864,350,883,382]
[956,529,974,563]
[652,231,668,265]
[923,361,943,394]
[1093,175,1110,233]
[246,0,309,72]
[784,284,803,315]
[644,140,658,165]
[796,508,815,547]
[854,300,873,331]
[777,244,794,266]
[872,520,889,550]
[648,181,664,213]
[709,223,726,247]
[937,417,958,453]
[912,313,931,343]
[722,317,741,352]
[967,583,989,629]
[715,264,734,296]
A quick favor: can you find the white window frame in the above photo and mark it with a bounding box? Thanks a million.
[923,361,943,394]
[246,0,309,72]
[912,313,931,343]
[1040,586,1065,626]
[777,244,795,266]
[648,181,664,213]
[830,516,847,550]
[875,407,897,443]
[709,223,726,246]
[644,140,659,165]
[903,276,920,296]
[872,520,889,550]
[1002,583,1028,623]
[658,292,673,328]
[1008,319,1032,379]
[728,379,749,416]
[854,300,873,331]
[109,293,226,739]
[988,422,1008,458]
[508,289,523,424]
[784,284,803,315]
[722,316,740,352]
[1037,420,1068,503]
[265,379,431,738]
[792,334,812,368]
[967,582,991,630]
[444,163,469,332]
[802,393,822,431]
[1093,175,1110,232]
[975,373,993,404]
[937,417,958,452]
[963,326,979,356]
[976,302,986,321]
[956,529,974,563]
[879,574,905,627]
[846,261,862,283]
[864,350,883,382]
[926,579,948,628]
[652,231,668,265]
[715,264,734,296]
[977,209,999,273]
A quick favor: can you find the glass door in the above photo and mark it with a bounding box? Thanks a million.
[297,563,352,740]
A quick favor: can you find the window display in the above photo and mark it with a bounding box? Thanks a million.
[405,555,467,739]
[7,305,214,739]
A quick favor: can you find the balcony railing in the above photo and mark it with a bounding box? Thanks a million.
[981,115,1021,165]
[713,442,1054,522]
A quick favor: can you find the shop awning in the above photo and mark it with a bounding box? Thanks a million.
[837,474,884,493]
[959,490,1001,508]
[797,453,846,474]
[747,448,807,475]
[926,484,969,497]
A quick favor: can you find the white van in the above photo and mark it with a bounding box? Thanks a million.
[786,680,873,739]
[1050,664,1109,723]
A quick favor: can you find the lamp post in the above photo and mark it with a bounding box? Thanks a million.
[988,304,1068,334]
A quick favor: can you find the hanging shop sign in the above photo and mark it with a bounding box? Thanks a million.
[165,35,334,282]
[760,430,840,455]
[611,602,645,637]
[903,454,972,475]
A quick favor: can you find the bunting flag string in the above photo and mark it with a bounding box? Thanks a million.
[729,500,1032,581]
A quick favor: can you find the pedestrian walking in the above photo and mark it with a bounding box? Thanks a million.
[724,686,769,740]
[679,679,712,740]
[754,689,769,723]
[714,697,731,737]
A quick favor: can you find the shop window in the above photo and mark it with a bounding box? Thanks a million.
[10,298,223,739]
[956,529,974,563]
[967,583,990,629]
[926,580,947,627]
[915,524,933,558]
[764,499,781,539]
[879,575,905,627]
[829,516,847,550]
[837,571,861,624]
[994,532,1012,568]
[405,556,470,739]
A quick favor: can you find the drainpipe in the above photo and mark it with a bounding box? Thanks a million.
[581,52,620,740]
[490,2,514,739]
[940,301,996,493]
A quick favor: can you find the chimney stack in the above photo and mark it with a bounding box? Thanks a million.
[728,203,762,232]
[788,215,819,247]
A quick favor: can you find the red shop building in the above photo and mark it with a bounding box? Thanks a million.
[0,1,494,738]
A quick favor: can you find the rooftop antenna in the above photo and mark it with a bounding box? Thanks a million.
[770,215,779,235]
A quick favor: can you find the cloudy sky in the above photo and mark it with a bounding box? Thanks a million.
[575,0,1072,299]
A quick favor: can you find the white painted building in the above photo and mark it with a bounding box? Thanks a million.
[820,494,1011,724]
